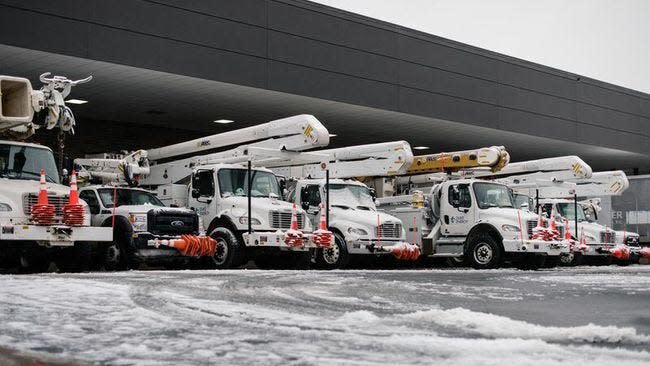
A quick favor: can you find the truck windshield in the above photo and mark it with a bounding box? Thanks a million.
[473,182,514,209]
[0,143,59,183]
[218,168,281,198]
[329,184,375,210]
[97,188,164,208]
[556,202,587,222]
[513,194,534,210]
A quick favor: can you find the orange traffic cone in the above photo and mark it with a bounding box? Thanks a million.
[610,245,630,261]
[284,203,304,248]
[579,227,588,252]
[312,203,333,248]
[149,235,217,257]
[563,218,572,241]
[63,170,85,226]
[385,242,421,261]
[31,169,56,225]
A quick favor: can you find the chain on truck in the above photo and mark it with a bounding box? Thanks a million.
[0,73,112,273]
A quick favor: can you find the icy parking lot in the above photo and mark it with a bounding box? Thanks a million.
[1,267,650,365]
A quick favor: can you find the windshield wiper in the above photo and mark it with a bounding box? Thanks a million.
[356,206,374,211]
[332,204,352,210]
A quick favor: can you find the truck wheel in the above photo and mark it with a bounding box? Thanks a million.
[315,232,350,269]
[467,233,502,269]
[559,252,582,266]
[209,227,246,269]
[103,241,128,271]
[55,243,93,273]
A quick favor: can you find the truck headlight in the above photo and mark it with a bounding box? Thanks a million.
[0,203,12,212]
[128,214,148,232]
[239,217,261,225]
[501,224,520,232]
[348,227,368,236]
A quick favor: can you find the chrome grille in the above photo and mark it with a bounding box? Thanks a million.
[269,211,303,230]
[600,231,616,244]
[23,193,69,221]
[377,223,402,238]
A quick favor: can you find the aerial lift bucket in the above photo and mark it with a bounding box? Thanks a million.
[0,76,34,125]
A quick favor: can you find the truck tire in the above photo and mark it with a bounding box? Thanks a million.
[559,252,582,266]
[209,227,246,269]
[467,232,503,269]
[55,242,93,273]
[314,232,350,269]
[103,240,129,271]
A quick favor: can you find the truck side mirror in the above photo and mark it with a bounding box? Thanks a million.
[191,188,200,198]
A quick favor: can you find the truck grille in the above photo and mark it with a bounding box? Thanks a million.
[377,223,402,238]
[526,220,563,239]
[600,231,616,244]
[269,211,304,230]
[147,209,198,235]
[23,193,69,222]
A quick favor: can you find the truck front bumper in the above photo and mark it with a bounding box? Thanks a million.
[0,224,112,247]
[243,231,332,250]
[580,243,616,257]
[502,238,568,256]
[346,238,409,255]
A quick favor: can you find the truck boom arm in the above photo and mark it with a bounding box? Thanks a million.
[507,170,629,198]
[75,114,331,185]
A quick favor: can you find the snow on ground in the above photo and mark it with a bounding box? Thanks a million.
[1,267,650,365]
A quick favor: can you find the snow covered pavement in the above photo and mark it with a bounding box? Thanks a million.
[1,266,650,365]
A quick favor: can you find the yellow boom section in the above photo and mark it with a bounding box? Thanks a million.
[406,146,510,175]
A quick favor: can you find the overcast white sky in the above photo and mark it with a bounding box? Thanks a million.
[313,0,650,94]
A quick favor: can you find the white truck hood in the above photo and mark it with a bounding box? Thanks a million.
[0,178,73,217]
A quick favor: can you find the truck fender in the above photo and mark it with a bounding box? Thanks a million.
[207,215,238,235]
[466,223,504,252]
[101,216,133,245]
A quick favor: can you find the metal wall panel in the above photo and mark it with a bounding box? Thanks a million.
[577,103,645,135]
[498,84,576,121]
[499,108,576,141]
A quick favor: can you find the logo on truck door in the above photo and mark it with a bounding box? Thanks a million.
[171,221,185,227]
[450,216,468,224]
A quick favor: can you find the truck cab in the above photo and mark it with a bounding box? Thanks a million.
[183,163,317,269]
[540,198,618,264]
[78,185,201,269]
[380,179,567,269]
[0,140,112,272]
[288,178,409,269]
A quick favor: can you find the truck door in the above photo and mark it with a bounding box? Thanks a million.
[189,169,216,231]
[79,190,102,226]
[440,183,474,236]
[300,184,322,228]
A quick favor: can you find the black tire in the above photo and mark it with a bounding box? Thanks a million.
[467,232,503,269]
[559,252,582,267]
[515,255,546,270]
[102,240,129,271]
[19,251,51,274]
[314,232,350,269]
[55,242,93,273]
[208,227,246,269]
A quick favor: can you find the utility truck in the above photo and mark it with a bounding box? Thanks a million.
[75,115,335,269]
[0,74,112,272]
[374,147,568,269]
[498,164,637,265]
[263,141,418,269]
[77,185,213,270]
